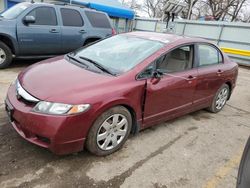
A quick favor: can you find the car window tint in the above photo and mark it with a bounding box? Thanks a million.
[27,7,57,26]
[198,45,222,66]
[60,8,83,27]
[85,11,111,28]
[157,46,193,73]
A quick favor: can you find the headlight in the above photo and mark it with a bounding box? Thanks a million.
[33,101,90,115]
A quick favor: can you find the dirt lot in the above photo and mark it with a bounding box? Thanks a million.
[0,61,250,188]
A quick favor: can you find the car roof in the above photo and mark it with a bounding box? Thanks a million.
[28,2,106,14]
[124,31,208,45]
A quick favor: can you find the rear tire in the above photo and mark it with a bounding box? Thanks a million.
[0,41,13,69]
[86,106,132,156]
[208,84,230,113]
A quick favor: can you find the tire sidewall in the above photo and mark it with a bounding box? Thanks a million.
[86,106,132,156]
[0,42,13,69]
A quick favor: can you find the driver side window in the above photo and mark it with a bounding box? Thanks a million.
[26,7,57,26]
[156,45,194,73]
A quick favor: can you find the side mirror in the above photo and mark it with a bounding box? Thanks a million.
[153,69,164,79]
[23,16,35,24]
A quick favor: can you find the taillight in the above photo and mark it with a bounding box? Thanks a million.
[112,28,116,35]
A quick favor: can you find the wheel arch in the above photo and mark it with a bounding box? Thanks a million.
[0,34,17,55]
[87,100,141,137]
[225,81,232,100]
[120,104,140,134]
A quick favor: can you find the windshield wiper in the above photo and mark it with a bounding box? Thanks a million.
[66,54,88,68]
[79,56,115,76]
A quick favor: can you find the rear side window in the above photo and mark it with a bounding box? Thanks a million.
[198,44,223,66]
[60,8,83,27]
[85,11,111,28]
[27,7,57,26]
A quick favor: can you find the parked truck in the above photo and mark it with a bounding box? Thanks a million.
[0,2,115,68]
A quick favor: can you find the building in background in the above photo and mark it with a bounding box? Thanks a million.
[0,1,4,12]
[1,0,26,11]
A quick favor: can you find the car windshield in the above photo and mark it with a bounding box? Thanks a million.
[74,35,165,74]
[1,3,31,19]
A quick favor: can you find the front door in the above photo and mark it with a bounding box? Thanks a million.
[143,45,198,126]
[17,6,61,55]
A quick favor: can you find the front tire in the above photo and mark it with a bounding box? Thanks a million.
[86,106,132,156]
[0,42,13,69]
[208,84,230,113]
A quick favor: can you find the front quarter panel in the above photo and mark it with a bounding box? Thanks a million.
[72,78,146,139]
[0,19,19,55]
[55,77,145,146]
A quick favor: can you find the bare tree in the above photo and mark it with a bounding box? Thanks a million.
[126,0,201,19]
[122,0,142,15]
[241,11,250,22]
[191,0,210,19]
[184,0,199,19]
[122,0,249,22]
[142,0,165,17]
[207,0,232,20]
[203,0,248,21]
[230,0,248,21]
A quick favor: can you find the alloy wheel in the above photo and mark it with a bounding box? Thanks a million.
[0,48,6,65]
[215,88,228,110]
[97,114,128,151]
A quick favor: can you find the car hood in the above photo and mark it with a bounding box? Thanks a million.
[18,56,117,104]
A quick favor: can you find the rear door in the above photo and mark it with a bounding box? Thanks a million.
[60,8,86,53]
[193,43,225,107]
[143,45,198,126]
[17,6,61,55]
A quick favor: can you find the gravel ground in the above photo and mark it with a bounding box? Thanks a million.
[0,61,249,188]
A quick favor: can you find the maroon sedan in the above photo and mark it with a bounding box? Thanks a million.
[5,32,238,155]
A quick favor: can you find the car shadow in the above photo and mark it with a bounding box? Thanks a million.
[11,59,45,68]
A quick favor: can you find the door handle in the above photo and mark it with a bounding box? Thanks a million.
[187,75,196,81]
[79,29,86,34]
[49,29,59,33]
[217,69,223,76]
